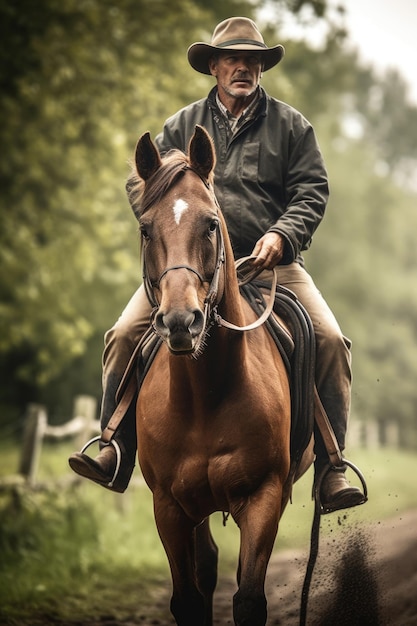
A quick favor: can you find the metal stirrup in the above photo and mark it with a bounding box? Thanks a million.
[80,435,123,489]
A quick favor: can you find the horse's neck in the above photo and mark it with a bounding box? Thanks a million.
[168,326,247,412]
[167,290,248,395]
[185,278,248,387]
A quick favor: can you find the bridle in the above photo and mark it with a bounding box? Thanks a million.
[141,166,225,303]
[141,166,276,338]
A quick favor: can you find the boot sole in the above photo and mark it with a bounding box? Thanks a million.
[322,488,367,514]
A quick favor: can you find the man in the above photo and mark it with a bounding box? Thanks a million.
[69,17,366,513]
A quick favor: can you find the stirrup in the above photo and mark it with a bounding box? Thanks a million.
[80,435,123,490]
[314,458,368,515]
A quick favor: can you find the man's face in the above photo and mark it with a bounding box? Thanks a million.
[208,51,263,100]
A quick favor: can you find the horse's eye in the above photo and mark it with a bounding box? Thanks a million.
[140,225,150,241]
[208,219,218,234]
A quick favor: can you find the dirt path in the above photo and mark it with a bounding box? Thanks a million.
[38,509,416,626]
[135,508,417,626]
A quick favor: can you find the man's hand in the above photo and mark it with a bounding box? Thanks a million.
[251,232,285,269]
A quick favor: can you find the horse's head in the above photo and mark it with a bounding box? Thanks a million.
[132,125,226,355]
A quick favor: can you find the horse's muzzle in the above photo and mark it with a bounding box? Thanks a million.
[153,307,205,353]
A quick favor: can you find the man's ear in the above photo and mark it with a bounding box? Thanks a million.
[208,56,217,77]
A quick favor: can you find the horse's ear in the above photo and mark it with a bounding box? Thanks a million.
[188,125,216,180]
[135,131,162,181]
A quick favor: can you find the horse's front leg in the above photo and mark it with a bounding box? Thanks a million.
[232,481,285,626]
[154,492,211,626]
[193,518,218,624]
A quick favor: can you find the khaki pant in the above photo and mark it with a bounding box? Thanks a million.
[101,262,352,454]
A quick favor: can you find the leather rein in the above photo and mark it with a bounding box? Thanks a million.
[141,166,277,335]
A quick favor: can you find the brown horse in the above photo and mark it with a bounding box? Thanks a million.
[132,125,312,626]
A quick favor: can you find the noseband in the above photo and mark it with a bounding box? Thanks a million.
[156,265,205,289]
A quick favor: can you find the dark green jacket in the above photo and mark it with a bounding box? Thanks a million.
[155,86,329,265]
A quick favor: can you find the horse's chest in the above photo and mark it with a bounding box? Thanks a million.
[138,385,288,518]
[167,434,280,518]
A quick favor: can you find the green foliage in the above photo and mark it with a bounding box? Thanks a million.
[0,0,250,416]
[0,487,99,617]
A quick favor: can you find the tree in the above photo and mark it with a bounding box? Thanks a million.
[354,67,417,191]
[0,0,215,418]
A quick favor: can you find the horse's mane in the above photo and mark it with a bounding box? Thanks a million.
[127,149,192,220]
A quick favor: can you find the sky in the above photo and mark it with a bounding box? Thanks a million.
[342,0,417,104]
[272,0,417,105]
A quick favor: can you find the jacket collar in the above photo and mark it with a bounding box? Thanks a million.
[207,85,267,119]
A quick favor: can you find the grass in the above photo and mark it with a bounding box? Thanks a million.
[0,440,416,624]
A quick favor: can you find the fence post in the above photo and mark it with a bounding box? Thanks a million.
[19,404,48,485]
[73,395,98,450]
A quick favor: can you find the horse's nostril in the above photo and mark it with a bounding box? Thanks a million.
[154,311,169,336]
[189,309,205,337]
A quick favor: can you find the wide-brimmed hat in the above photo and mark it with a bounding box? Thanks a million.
[187,17,285,75]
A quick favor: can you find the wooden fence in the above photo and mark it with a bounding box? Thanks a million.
[1,395,100,490]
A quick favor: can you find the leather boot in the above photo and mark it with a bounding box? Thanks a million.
[69,440,135,493]
[69,370,137,493]
[316,462,366,514]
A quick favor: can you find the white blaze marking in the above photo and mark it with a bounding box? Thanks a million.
[173,198,189,225]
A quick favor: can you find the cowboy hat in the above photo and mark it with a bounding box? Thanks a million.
[187,17,285,75]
